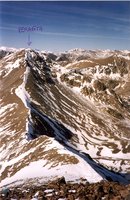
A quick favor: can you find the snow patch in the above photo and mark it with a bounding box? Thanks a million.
[2,58,22,77]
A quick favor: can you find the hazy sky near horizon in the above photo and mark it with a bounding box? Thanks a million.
[0,1,130,51]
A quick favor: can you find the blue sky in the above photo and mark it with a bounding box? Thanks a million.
[0,1,130,51]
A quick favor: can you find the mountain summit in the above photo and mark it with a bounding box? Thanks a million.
[0,48,130,187]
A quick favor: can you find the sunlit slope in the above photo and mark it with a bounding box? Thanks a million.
[55,49,130,172]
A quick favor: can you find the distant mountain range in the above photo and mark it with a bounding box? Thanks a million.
[0,47,130,187]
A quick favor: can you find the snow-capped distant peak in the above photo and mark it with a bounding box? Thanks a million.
[0,46,17,52]
[68,48,86,53]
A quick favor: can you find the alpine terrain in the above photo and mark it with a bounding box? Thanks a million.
[0,47,130,188]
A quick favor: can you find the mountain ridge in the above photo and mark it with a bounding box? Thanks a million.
[0,48,130,187]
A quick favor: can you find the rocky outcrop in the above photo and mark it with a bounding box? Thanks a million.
[1,177,130,200]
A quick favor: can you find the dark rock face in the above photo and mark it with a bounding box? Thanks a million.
[93,80,106,91]
[0,177,130,200]
[107,80,119,90]
[56,54,69,62]
[81,86,94,96]
[46,53,57,62]
[0,50,11,59]
[106,107,124,120]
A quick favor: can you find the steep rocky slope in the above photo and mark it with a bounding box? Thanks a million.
[0,48,130,187]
